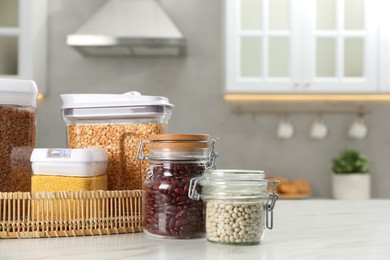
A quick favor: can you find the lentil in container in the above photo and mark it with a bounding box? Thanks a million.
[61,91,173,191]
[67,122,166,190]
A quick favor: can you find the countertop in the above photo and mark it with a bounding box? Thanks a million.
[1,200,389,260]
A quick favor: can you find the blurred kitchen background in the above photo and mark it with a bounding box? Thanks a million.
[1,0,390,198]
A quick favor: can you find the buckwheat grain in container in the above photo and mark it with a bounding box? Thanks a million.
[61,91,173,190]
[189,170,279,245]
[0,79,38,192]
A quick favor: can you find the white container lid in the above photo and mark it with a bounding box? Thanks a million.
[61,91,173,108]
[31,148,108,177]
[0,79,38,107]
[61,91,173,119]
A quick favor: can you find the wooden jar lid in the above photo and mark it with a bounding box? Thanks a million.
[148,134,210,149]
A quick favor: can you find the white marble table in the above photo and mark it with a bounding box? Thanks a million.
[1,200,389,260]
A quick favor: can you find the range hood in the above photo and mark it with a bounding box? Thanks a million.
[66,0,186,56]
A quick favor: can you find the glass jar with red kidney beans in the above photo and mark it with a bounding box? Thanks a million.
[137,134,218,239]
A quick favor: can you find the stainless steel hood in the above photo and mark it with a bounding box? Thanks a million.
[66,0,186,56]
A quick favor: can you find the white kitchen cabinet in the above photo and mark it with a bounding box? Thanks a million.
[0,0,47,93]
[226,0,380,94]
[379,1,390,92]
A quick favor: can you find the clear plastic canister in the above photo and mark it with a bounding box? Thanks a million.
[61,91,173,190]
[30,148,108,192]
[137,134,218,239]
[0,79,38,192]
[189,170,279,245]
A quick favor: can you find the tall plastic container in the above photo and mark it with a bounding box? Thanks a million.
[61,91,173,190]
[0,79,38,192]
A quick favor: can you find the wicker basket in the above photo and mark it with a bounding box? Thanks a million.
[0,190,143,239]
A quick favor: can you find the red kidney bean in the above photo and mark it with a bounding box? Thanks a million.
[169,229,178,237]
[168,218,176,229]
[169,180,179,192]
[166,210,176,217]
[175,219,189,228]
[145,209,154,215]
[180,225,193,233]
[143,162,205,239]
[160,193,172,202]
[166,205,176,212]
[175,210,186,219]
[174,188,186,195]
[176,196,187,202]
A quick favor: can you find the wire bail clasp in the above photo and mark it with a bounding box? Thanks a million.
[188,176,204,200]
[265,179,279,230]
[136,140,150,160]
[206,138,219,169]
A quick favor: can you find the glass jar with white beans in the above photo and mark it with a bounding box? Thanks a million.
[189,170,279,245]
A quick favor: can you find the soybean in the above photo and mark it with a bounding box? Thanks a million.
[205,201,264,245]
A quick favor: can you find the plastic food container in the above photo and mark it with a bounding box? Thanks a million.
[137,134,218,239]
[61,91,173,190]
[189,170,279,245]
[30,148,108,192]
[0,79,38,192]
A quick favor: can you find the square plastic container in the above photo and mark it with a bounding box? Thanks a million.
[61,91,173,190]
[0,79,38,192]
[30,148,108,192]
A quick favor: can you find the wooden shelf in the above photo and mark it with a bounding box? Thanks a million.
[224,94,390,102]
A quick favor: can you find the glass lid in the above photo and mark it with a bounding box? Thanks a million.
[203,169,265,182]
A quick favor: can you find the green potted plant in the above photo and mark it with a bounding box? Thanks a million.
[331,148,370,199]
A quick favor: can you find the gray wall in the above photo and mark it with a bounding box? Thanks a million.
[38,0,390,198]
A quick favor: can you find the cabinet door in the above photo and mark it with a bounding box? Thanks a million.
[302,0,378,92]
[379,0,390,92]
[226,0,301,93]
[0,0,47,93]
[0,0,19,77]
[226,0,379,94]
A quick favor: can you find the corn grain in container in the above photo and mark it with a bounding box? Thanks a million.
[0,79,38,192]
[30,148,108,192]
[61,91,173,190]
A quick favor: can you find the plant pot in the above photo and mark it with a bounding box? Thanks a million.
[332,173,371,200]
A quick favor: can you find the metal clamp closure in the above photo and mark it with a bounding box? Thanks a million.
[188,176,203,200]
[136,140,150,160]
[265,179,279,230]
[206,138,219,169]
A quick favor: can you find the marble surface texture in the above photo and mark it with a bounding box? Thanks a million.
[1,200,389,260]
